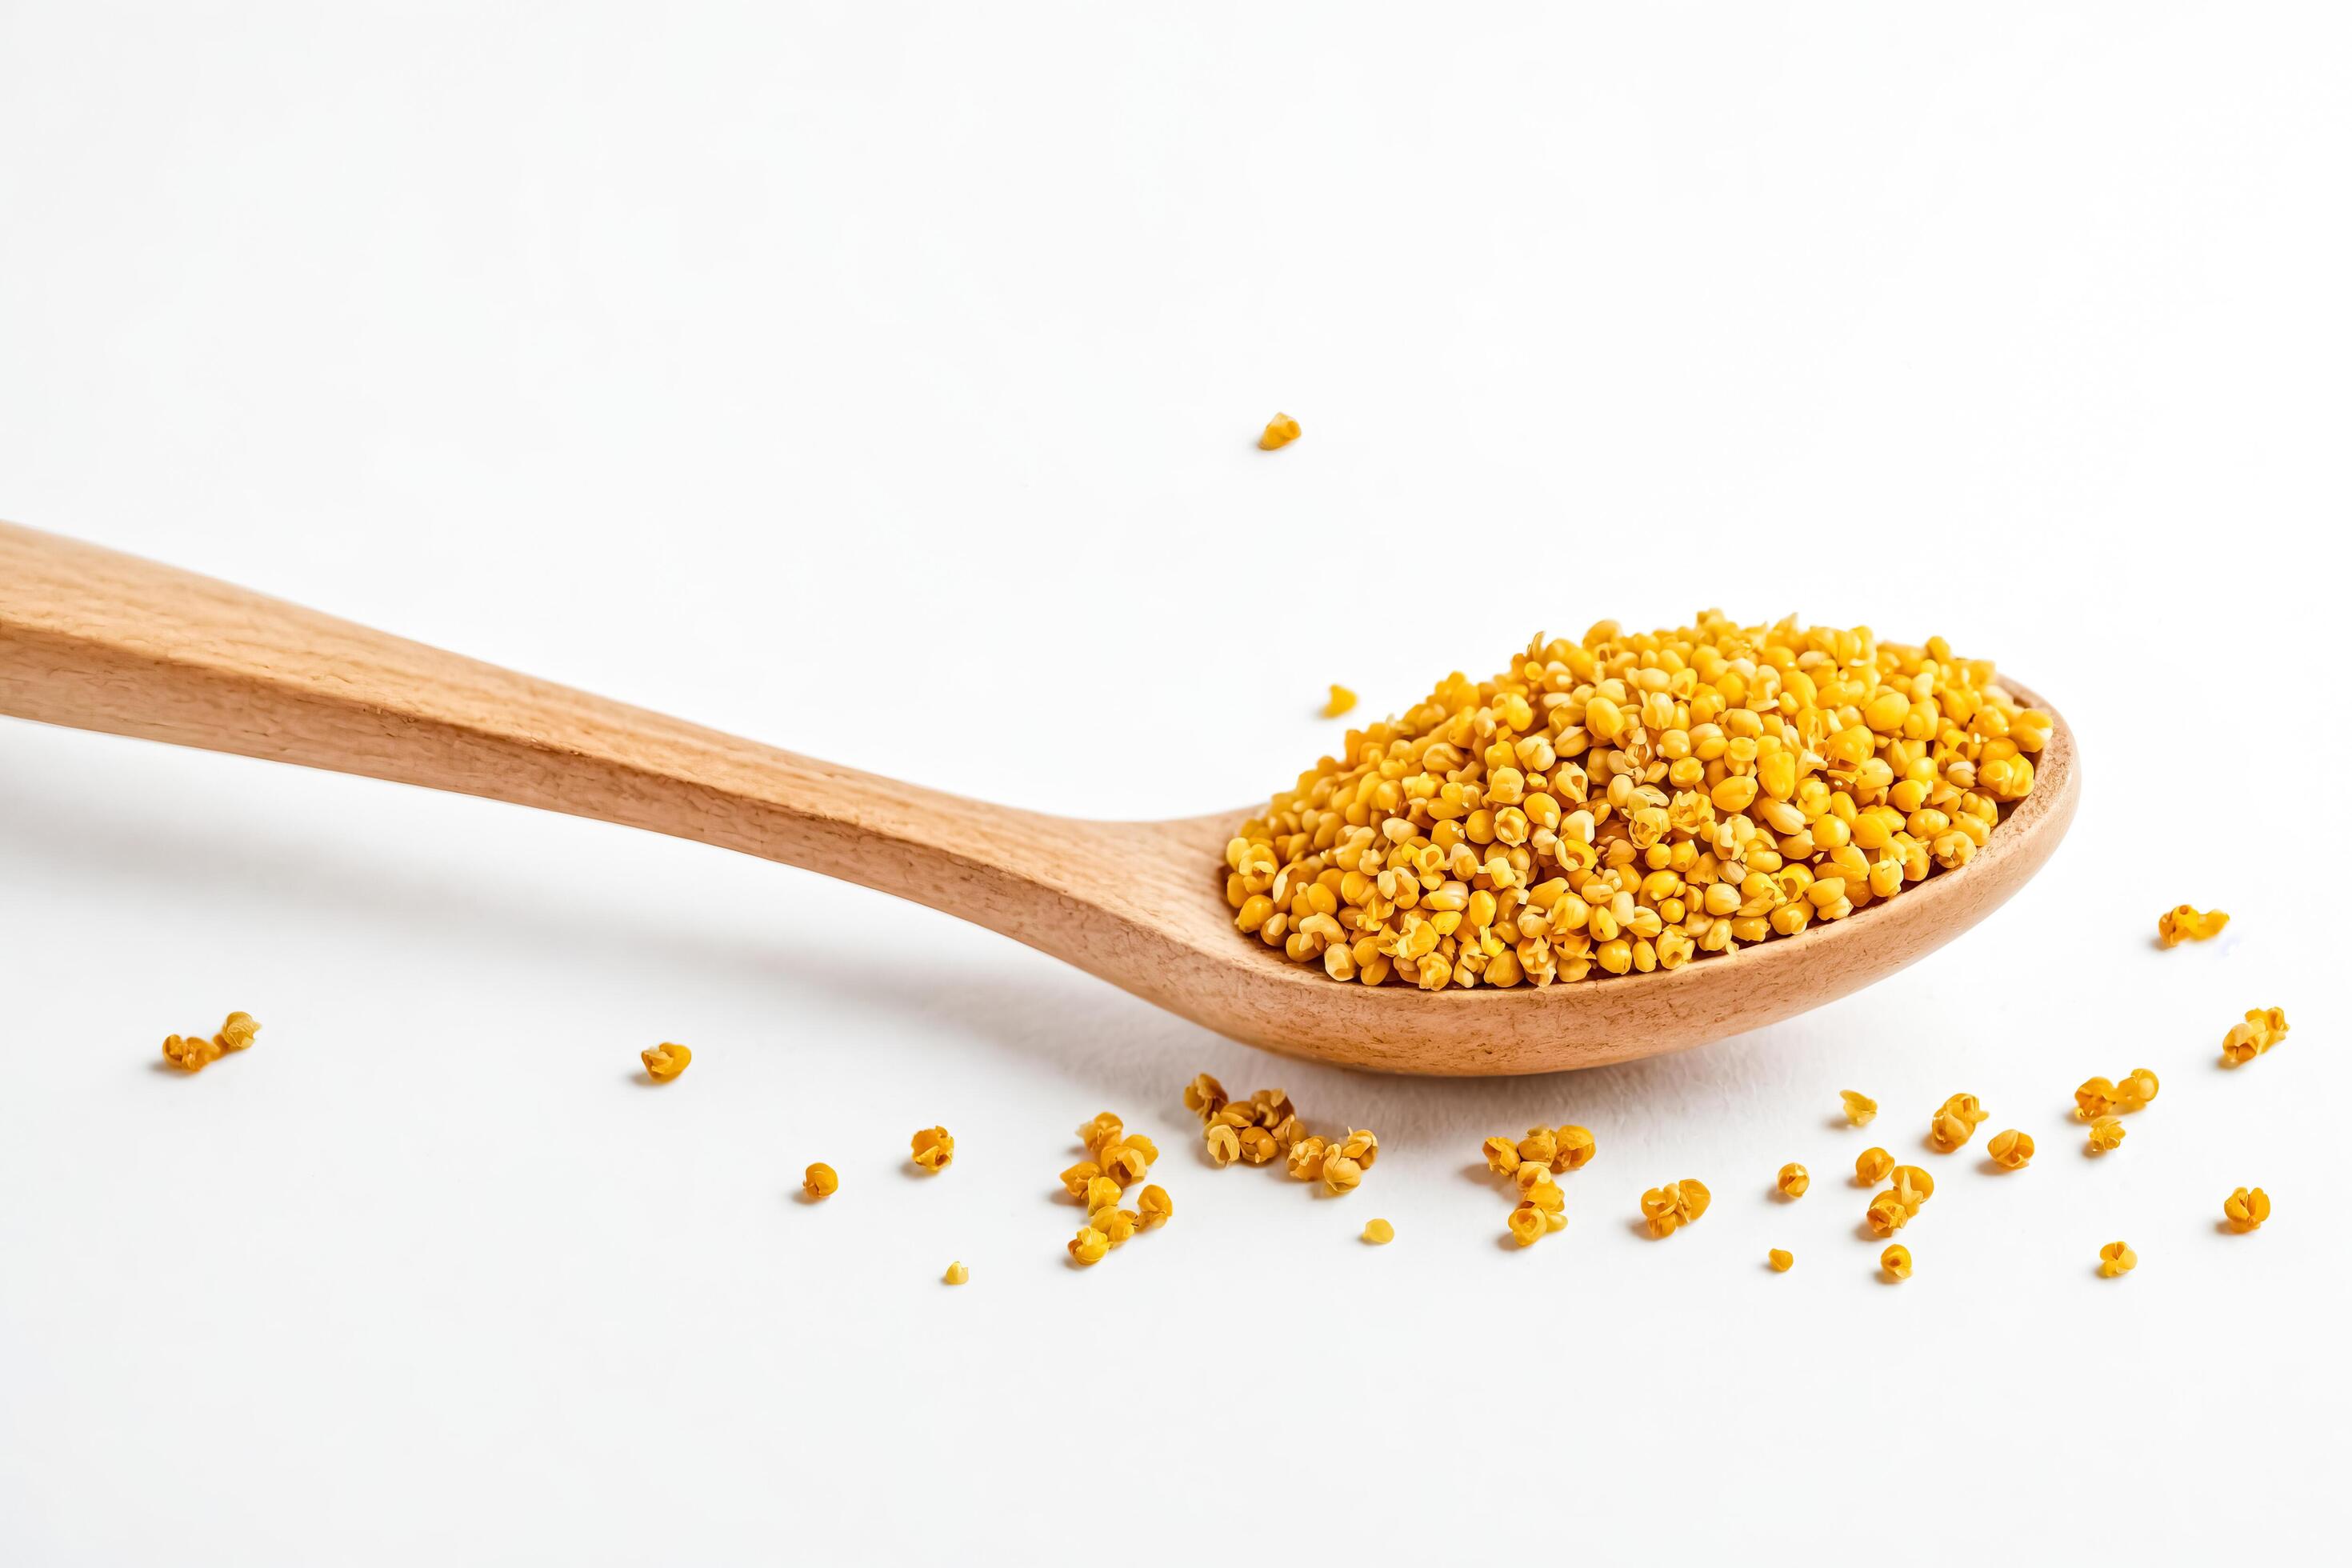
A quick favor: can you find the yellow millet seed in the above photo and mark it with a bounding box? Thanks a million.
[1841,1090,1878,1126]
[1552,1125,1596,1173]
[1482,1136,1522,1176]
[1322,1153,1365,1195]
[1507,1204,1546,1247]
[1890,1165,1934,1214]
[1337,1128,1379,1168]
[2074,1076,2118,1120]
[1881,1244,1912,1281]
[1854,1146,1896,1185]
[1060,1161,1102,1200]
[1927,1108,1973,1154]
[2222,1186,2270,1234]
[1183,1073,1229,1119]
[2111,1068,2160,1113]
[2220,1006,2289,1066]
[1768,1248,1794,1272]
[161,1030,223,1073]
[2156,905,2229,946]
[1323,684,1358,719]
[640,1042,691,1082]
[2086,1115,2126,1154]
[1221,618,2042,992]
[1986,1130,2034,1170]
[1238,1126,1279,1166]
[1090,1207,1138,1247]
[910,1126,955,1173]
[1068,1228,1110,1266]
[2098,1240,2137,1278]
[1640,1184,1687,1238]
[1205,1123,1242,1166]
[943,1262,968,1286]
[1675,1178,1711,1223]
[1083,1175,1124,1212]
[1362,1218,1396,1245]
[1865,1192,1910,1238]
[802,1162,838,1200]
[1078,1112,1124,1155]
[1102,1142,1152,1188]
[1136,1185,1174,1228]
[214,1011,260,1053]
[1517,1127,1558,1168]
[1287,1136,1330,1182]
[1776,1163,1810,1198]
[1258,413,1302,450]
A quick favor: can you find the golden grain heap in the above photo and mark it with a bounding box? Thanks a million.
[161,1010,260,1074]
[1185,1074,1378,1198]
[1222,616,2047,990]
[1061,1112,1170,1266]
[1482,1123,1594,1246]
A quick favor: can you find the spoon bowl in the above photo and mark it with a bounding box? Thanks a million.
[0,520,2077,1075]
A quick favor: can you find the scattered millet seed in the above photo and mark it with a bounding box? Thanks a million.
[910,1126,955,1173]
[1677,1178,1712,1223]
[1865,1192,1910,1238]
[1769,1248,1794,1272]
[161,1033,218,1073]
[1506,1204,1546,1247]
[1518,1127,1558,1168]
[1362,1218,1395,1245]
[1057,1113,1170,1266]
[2074,1077,2118,1120]
[2098,1241,2137,1278]
[640,1042,690,1082]
[1183,1074,1228,1118]
[1482,1137,1522,1176]
[2111,1068,2160,1113]
[1258,414,1302,450]
[1068,1228,1110,1266]
[1222,619,2045,991]
[1186,1077,1374,1197]
[1881,1244,1912,1281]
[1841,1090,1878,1126]
[1060,1161,1101,1199]
[1639,1185,1682,1238]
[1855,1146,1896,1185]
[2157,905,2229,946]
[1084,1174,1123,1212]
[1776,1163,1810,1198]
[1890,1166,1934,1214]
[160,1010,257,1074]
[1323,685,1358,719]
[1986,1130,2034,1170]
[2086,1115,2126,1154]
[1286,1136,1329,1182]
[1090,1207,1138,1247]
[1137,1185,1174,1228]
[802,1162,838,1201]
[1553,1125,1598,1172]
[2222,1187,2270,1234]
[943,1262,968,1286]
[2221,1007,2290,1066]
[1928,1093,1988,1154]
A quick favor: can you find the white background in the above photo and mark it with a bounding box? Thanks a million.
[3,3,2347,1562]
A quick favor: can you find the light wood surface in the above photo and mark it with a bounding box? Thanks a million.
[0,519,2078,1075]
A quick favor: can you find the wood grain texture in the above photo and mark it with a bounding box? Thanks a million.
[0,518,2078,1076]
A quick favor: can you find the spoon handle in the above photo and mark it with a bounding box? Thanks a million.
[0,519,1072,915]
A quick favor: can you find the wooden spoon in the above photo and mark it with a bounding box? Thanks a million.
[0,520,2078,1075]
